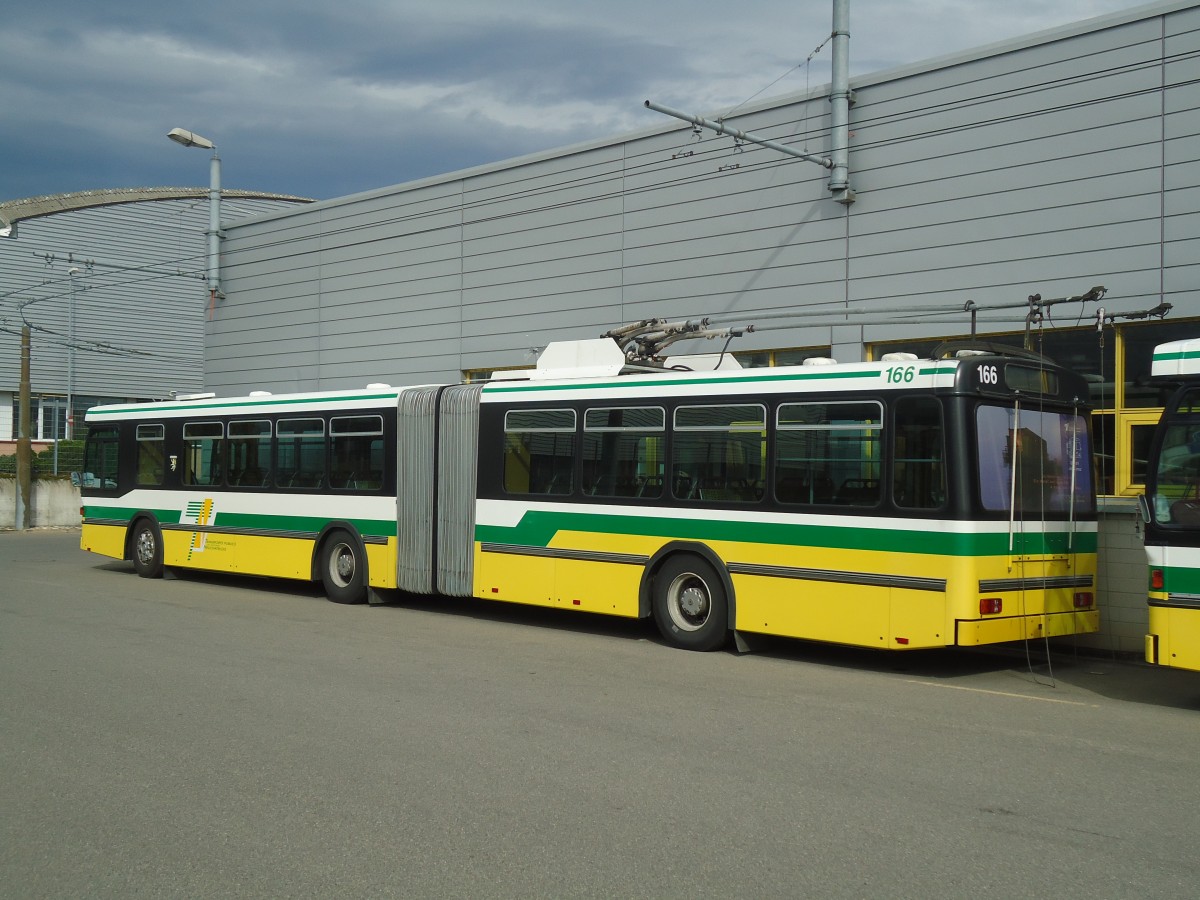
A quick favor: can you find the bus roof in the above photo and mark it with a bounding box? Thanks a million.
[1152,340,1200,379]
[84,384,418,421]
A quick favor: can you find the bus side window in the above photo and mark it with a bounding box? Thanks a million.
[227,420,272,487]
[503,408,575,496]
[776,401,881,507]
[582,406,664,499]
[330,415,384,490]
[135,423,165,486]
[276,418,325,489]
[81,424,121,490]
[893,397,945,509]
[182,422,224,487]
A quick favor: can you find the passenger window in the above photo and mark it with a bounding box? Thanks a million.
[135,424,165,486]
[227,420,272,488]
[672,404,765,503]
[276,418,325,489]
[504,408,575,495]
[330,415,384,491]
[182,422,224,487]
[893,398,945,509]
[583,406,665,499]
[775,401,882,506]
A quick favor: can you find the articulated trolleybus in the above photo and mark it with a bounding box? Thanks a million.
[1142,338,1200,671]
[81,333,1098,653]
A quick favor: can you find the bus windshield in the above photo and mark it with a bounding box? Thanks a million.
[1147,422,1200,526]
[976,404,1094,515]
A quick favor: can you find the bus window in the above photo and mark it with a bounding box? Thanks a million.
[776,401,881,506]
[135,423,165,486]
[976,405,1093,514]
[504,408,575,495]
[330,415,384,490]
[583,406,665,498]
[227,420,272,487]
[673,404,766,503]
[80,424,120,490]
[1149,423,1200,524]
[893,398,944,509]
[276,418,325,489]
[182,422,224,487]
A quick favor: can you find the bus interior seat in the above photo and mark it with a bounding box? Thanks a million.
[837,478,879,505]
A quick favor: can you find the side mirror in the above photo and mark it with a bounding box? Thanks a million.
[1137,493,1151,525]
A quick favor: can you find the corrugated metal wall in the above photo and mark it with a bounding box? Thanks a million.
[0,195,307,409]
[211,2,1199,394]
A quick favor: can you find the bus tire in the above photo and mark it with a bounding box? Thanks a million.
[130,518,164,579]
[319,530,367,604]
[652,555,729,651]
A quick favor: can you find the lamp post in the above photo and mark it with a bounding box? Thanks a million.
[167,127,221,308]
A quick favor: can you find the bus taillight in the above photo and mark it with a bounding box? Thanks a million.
[1150,569,1165,591]
[980,598,1002,615]
[1073,592,1094,609]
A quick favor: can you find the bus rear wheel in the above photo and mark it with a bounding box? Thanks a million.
[320,530,367,604]
[130,519,163,579]
[652,555,729,651]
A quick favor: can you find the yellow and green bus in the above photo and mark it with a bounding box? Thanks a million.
[1142,338,1200,671]
[81,337,1098,652]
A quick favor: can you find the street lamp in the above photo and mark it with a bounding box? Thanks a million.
[167,127,222,307]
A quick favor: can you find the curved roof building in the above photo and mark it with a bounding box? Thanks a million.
[0,187,311,444]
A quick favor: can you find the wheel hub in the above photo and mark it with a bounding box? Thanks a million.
[678,586,708,618]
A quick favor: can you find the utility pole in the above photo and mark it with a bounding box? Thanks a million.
[17,326,32,530]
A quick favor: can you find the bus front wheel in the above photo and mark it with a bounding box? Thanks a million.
[130,519,163,579]
[651,555,729,651]
[319,531,367,604]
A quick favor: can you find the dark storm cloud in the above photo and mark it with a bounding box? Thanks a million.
[0,0,1153,203]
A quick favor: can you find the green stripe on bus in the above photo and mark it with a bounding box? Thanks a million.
[82,507,395,538]
[482,365,956,394]
[474,510,1097,557]
[1153,350,1200,362]
[82,506,183,524]
[1159,565,1200,594]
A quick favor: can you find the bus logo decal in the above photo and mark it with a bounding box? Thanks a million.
[184,498,214,559]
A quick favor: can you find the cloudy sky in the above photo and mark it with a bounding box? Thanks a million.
[1,0,1158,203]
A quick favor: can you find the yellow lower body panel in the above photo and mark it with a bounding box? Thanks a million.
[957,609,1100,645]
[81,523,128,561]
[365,541,397,589]
[473,543,641,617]
[1147,604,1200,671]
[163,528,314,579]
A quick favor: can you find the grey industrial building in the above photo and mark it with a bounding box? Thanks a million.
[0,189,310,451]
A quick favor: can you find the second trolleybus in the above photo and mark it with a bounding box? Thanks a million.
[80,335,1099,652]
[1141,337,1200,671]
